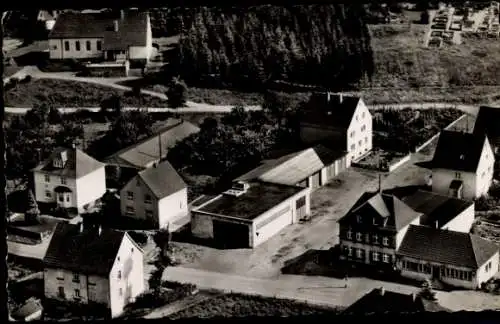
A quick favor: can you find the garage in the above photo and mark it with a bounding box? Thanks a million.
[254,205,293,247]
[213,220,250,249]
[310,171,321,190]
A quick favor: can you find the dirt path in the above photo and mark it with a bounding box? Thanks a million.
[143,292,218,319]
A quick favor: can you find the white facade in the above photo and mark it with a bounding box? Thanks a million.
[34,171,77,207]
[76,167,107,210]
[120,176,188,229]
[49,38,104,60]
[432,137,494,200]
[128,15,153,62]
[346,99,373,164]
[439,204,475,233]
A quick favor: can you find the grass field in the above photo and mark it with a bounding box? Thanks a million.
[168,292,342,319]
[5,79,167,108]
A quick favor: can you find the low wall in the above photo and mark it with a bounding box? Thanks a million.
[7,226,43,243]
[388,154,412,172]
[414,114,468,153]
[86,61,129,77]
[352,151,411,173]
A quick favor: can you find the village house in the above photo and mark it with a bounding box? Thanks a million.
[342,287,449,315]
[396,225,499,289]
[300,92,373,166]
[426,131,494,200]
[191,181,311,248]
[43,222,144,318]
[37,10,59,30]
[337,189,422,270]
[120,160,188,230]
[48,9,152,68]
[104,119,199,188]
[32,146,106,213]
[235,144,348,192]
[473,106,500,156]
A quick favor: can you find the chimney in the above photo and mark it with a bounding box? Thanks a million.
[412,292,417,302]
[435,220,439,229]
[339,93,343,104]
[79,222,84,233]
[379,287,385,296]
[113,20,119,32]
[326,92,331,102]
[98,225,102,236]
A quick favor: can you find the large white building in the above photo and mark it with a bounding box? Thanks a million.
[48,10,153,66]
[43,222,145,318]
[120,161,188,230]
[300,93,373,166]
[32,146,106,213]
[428,131,494,200]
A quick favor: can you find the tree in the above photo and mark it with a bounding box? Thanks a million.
[25,190,40,224]
[418,278,437,301]
[153,227,172,262]
[166,77,188,108]
[55,121,84,147]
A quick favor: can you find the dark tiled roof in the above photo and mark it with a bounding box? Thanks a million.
[343,288,449,315]
[33,147,105,179]
[196,181,305,221]
[138,160,187,199]
[397,225,499,269]
[43,223,126,276]
[300,92,362,129]
[104,119,200,169]
[431,131,487,172]
[473,106,500,147]
[402,190,473,228]
[339,192,422,231]
[235,144,346,186]
[49,11,148,48]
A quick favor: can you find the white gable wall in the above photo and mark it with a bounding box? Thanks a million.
[158,188,189,229]
[476,251,499,288]
[475,137,495,198]
[432,168,476,200]
[346,100,372,164]
[441,203,475,233]
[49,38,104,60]
[76,166,107,210]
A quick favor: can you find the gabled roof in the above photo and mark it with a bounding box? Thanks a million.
[397,225,499,269]
[473,106,500,146]
[136,160,187,199]
[235,144,346,186]
[32,147,105,179]
[343,288,450,315]
[430,130,488,173]
[339,191,422,231]
[402,190,473,229]
[49,11,148,48]
[104,119,200,169]
[300,92,363,129]
[43,223,128,276]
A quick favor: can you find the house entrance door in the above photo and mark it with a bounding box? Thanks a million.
[432,265,441,279]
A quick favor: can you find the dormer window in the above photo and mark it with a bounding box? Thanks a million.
[459,154,465,160]
[373,234,379,244]
[356,215,362,223]
[373,218,378,226]
[356,232,362,241]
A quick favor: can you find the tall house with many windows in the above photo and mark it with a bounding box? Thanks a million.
[300,92,372,166]
[32,146,106,213]
[338,191,422,269]
[43,222,145,318]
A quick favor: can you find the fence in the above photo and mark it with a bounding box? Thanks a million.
[352,152,411,173]
[414,114,468,153]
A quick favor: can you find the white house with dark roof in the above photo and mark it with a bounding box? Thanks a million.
[120,160,188,230]
[396,225,499,289]
[43,222,145,318]
[300,92,373,165]
[48,10,152,66]
[427,130,494,200]
[32,146,106,213]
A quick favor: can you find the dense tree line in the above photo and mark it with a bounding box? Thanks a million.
[162,5,374,90]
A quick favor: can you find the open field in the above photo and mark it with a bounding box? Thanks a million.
[168,292,341,319]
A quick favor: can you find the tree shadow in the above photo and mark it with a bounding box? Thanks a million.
[7,190,27,213]
[171,226,246,250]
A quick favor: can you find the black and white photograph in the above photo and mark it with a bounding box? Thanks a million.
[3,1,500,321]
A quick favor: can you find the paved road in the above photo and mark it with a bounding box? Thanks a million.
[144,292,217,319]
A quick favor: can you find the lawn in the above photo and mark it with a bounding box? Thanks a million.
[5,78,167,108]
[372,107,463,153]
[168,292,342,319]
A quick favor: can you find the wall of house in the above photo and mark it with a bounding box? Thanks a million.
[395,217,421,250]
[128,13,153,62]
[158,188,189,229]
[346,100,373,164]
[76,167,107,211]
[300,124,346,147]
[120,176,157,223]
[441,204,475,233]
[44,267,109,306]
[475,138,495,198]
[476,251,500,288]
[49,38,104,60]
[108,235,145,318]
[34,171,77,206]
[432,168,476,200]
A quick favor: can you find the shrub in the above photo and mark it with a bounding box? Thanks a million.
[53,206,70,219]
[475,196,499,211]
[21,75,32,83]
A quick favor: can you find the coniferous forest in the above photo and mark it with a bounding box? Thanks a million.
[152,5,375,90]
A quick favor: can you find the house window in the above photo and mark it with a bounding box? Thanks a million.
[75,41,80,51]
[61,177,66,184]
[373,218,378,226]
[482,171,486,178]
[131,248,134,253]
[58,287,65,297]
[118,271,122,279]
[356,248,364,259]
[126,206,134,214]
[382,237,389,246]
[45,175,51,182]
[382,254,390,263]
[66,196,70,202]
[97,41,102,51]
[351,144,355,150]
[348,246,353,257]
[180,201,183,209]
[356,215,362,223]
[358,140,362,147]
[86,40,91,51]
[361,125,365,132]
[75,289,80,298]
[346,229,352,240]
[144,194,152,204]
[362,112,365,118]
[145,210,153,218]
[127,191,134,200]
[356,232,362,241]
[72,273,80,283]
[64,41,69,51]
[59,195,64,202]
[455,172,461,179]
[350,131,355,138]
[119,288,123,296]
[45,190,52,198]
[372,252,380,262]
[372,234,379,244]
[365,137,368,144]
[365,233,370,243]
